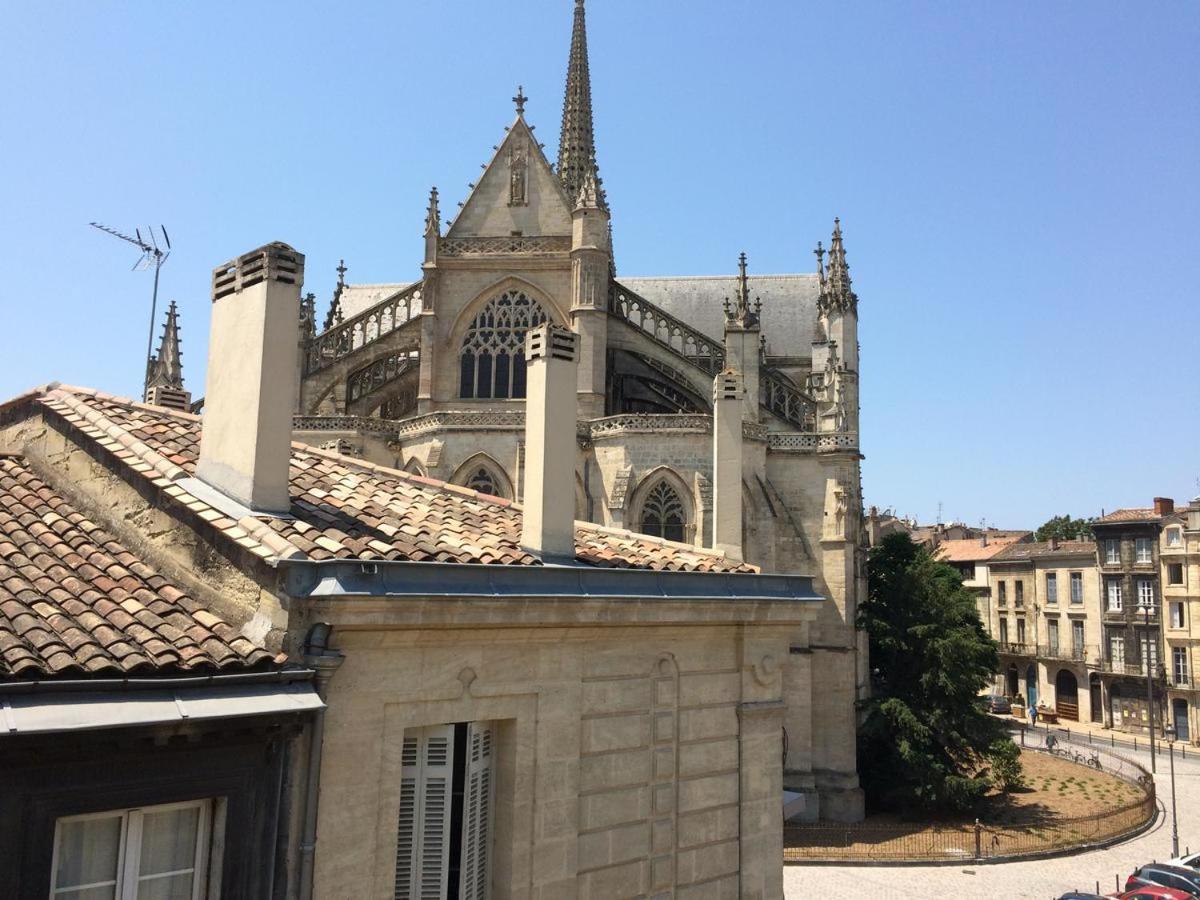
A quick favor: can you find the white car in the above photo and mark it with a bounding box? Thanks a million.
[1168,851,1200,871]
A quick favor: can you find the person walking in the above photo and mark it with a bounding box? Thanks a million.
[1030,705,1039,727]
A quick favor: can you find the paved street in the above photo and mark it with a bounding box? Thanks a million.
[785,742,1200,899]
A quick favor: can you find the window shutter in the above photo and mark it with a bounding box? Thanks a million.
[460,722,494,900]
[395,726,455,900]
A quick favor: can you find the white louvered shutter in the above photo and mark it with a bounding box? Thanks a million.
[459,722,494,900]
[395,726,455,900]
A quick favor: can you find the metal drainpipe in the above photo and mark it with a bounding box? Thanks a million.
[298,623,345,900]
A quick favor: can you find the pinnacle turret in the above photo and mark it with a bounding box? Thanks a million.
[146,300,184,393]
[818,218,857,317]
[324,259,347,330]
[558,0,606,212]
[723,252,762,329]
[424,187,440,237]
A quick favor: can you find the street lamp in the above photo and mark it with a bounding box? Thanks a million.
[1141,602,1157,774]
[1165,721,1179,857]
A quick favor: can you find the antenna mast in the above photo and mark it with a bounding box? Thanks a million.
[89,222,172,399]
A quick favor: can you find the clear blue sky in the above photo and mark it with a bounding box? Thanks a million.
[1,1,1197,528]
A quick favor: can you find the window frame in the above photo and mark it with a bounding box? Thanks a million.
[1166,527,1183,548]
[1069,571,1084,604]
[1107,579,1123,612]
[1105,539,1120,565]
[1135,537,1153,564]
[1167,562,1185,586]
[50,799,213,900]
[1174,647,1189,685]
[1170,601,1185,630]
[1045,572,1058,605]
[997,581,1007,607]
[1136,577,1155,609]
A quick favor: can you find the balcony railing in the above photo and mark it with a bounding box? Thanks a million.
[1037,644,1092,663]
[1098,658,1157,677]
[998,641,1033,656]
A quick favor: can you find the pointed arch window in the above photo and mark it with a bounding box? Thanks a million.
[459,290,549,399]
[465,467,500,497]
[639,481,688,543]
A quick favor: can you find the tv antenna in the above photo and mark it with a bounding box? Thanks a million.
[89,222,172,396]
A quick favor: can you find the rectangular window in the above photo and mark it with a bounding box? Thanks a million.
[51,800,212,900]
[999,619,1009,644]
[1107,580,1123,612]
[1167,528,1183,548]
[1070,572,1084,604]
[1072,620,1084,653]
[1141,633,1159,674]
[1105,539,1120,565]
[1135,537,1153,564]
[1015,581,1024,608]
[1137,578,1155,609]
[1168,563,1184,585]
[395,722,494,900]
[1016,618,1026,645]
[1046,572,1058,604]
[1047,619,1059,652]
[1170,602,1185,629]
[997,582,1007,607]
[1174,647,1190,685]
[1109,634,1125,666]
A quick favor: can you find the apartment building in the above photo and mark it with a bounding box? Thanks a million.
[1162,499,1200,742]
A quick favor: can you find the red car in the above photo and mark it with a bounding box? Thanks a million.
[1117,887,1195,899]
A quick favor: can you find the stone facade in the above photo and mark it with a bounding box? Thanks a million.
[290,0,867,822]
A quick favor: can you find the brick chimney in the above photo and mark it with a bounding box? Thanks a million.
[712,369,744,559]
[520,324,579,560]
[196,242,304,514]
[1154,497,1174,516]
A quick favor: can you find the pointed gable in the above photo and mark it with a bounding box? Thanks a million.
[448,115,573,239]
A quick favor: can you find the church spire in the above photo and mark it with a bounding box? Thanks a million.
[424,186,440,237]
[558,0,606,211]
[146,300,184,393]
[818,218,857,316]
[723,252,762,329]
[144,300,192,411]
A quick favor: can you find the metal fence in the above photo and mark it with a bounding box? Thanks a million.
[783,742,1155,863]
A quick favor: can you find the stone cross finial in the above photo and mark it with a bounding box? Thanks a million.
[336,259,347,288]
[513,85,528,115]
[724,251,761,329]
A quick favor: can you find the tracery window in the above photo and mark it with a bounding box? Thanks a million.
[465,467,501,497]
[459,290,549,399]
[639,481,687,543]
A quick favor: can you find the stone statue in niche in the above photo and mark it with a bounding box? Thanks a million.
[508,144,528,206]
[823,477,853,541]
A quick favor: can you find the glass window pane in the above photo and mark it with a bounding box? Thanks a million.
[55,815,122,890]
[138,806,200,877]
[137,872,195,900]
[55,887,117,900]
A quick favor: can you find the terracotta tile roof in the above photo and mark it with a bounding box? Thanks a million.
[38,388,753,573]
[990,540,1096,562]
[935,536,1026,563]
[1095,508,1158,524]
[0,455,277,679]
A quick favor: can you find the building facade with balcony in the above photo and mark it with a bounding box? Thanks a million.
[1162,499,1200,743]
[988,540,1099,722]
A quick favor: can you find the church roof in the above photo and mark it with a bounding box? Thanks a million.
[617,274,821,355]
[0,454,278,678]
[30,387,754,574]
[338,282,416,320]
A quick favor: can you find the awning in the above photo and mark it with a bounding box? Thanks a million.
[0,681,323,735]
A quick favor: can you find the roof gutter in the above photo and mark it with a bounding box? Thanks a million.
[0,666,314,696]
[278,558,824,603]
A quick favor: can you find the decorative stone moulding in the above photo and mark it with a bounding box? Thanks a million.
[766,432,859,453]
[302,282,424,376]
[440,235,571,256]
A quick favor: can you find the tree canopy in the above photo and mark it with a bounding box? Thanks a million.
[857,532,1019,813]
[1034,514,1093,542]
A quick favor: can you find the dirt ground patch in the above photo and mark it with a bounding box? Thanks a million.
[783,750,1153,861]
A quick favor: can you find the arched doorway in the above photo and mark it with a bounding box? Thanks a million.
[1089,673,1103,724]
[1055,670,1079,721]
[1025,665,1038,708]
[1006,665,1019,698]
[1174,698,1191,743]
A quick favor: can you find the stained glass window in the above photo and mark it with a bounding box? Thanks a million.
[459,290,549,399]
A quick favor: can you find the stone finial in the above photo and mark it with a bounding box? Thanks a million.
[299,292,317,340]
[323,259,347,331]
[513,85,528,116]
[818,218,858,317]
[575,168,601,210]
[424,187,440,237]
[144,300,192,410]
[723,251,761,329]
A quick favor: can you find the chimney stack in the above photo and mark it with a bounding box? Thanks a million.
[196,242,304,514]
[712,369,744,559]
[1189,497,1200,531]
[1154,497,1174,516]
[520,324,579,560]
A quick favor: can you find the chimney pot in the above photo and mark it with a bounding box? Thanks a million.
[520,323,579,560]
[196,242,304,514]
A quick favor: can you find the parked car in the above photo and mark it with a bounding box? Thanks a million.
[985,694,1012,714]
[1127,863,1200,897]
[1057,892,1112,900]
[1169,852,1200,872]
[1117,887,1194,900]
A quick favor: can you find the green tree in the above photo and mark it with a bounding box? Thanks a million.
[857,532,1020,813]
[1034,514,1093,542]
